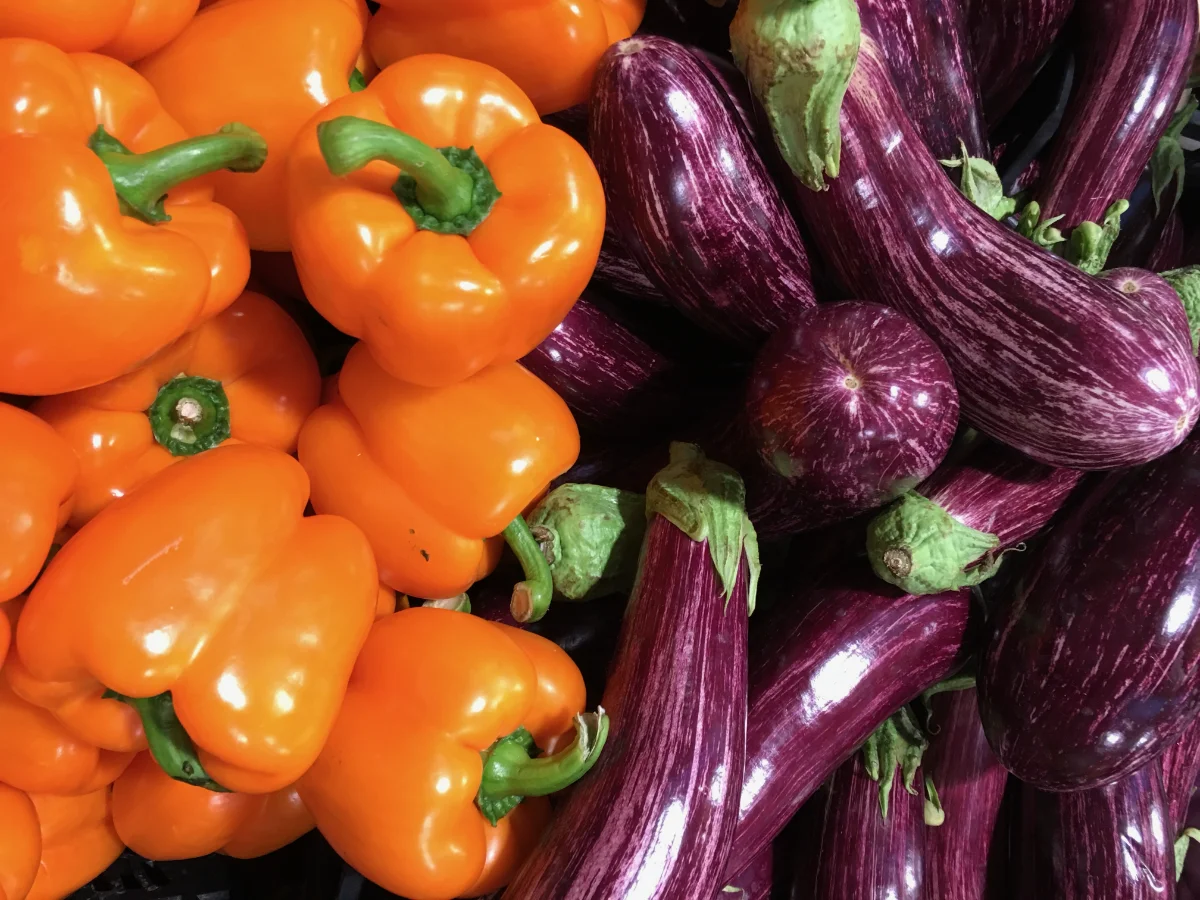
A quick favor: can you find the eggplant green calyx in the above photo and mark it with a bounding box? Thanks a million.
[1162,265,1200,356]
[506,516,556,624]
[1061,198,1129,275]
[1151,92,1197,216]
[1176,828,1200,880]
[647,443,761,615]
[316,116,500,236]
[867,491,1004,594]
[861,705,933,821]
[104,689,228,792]
[475,710,609,826]
[147,375,231,457]
[940,140,1017,221]
[730,0,861,191]
[91,123,267,225]
[1016,201,1065,249]
[528,484,647,602]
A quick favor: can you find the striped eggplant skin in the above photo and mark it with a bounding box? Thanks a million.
[742,301,959,536]
[917,438,1084,547]
[925,688,1008,900]
[968,0,1076,125]
[590,35,817,350]
[979,432,1200,791]
[1110,173,1187,272]
[594,220,666,303]
[1031,763,1173,899]
[724,563,972,880]
[521,292,692,436]
[814,754,927,900]
[790,35,1200,470]
[502,515,749,899]
[1159,715,1200,839]
[722,845,774,900]
[1031,0,1197,232]
[1099,268,1194,342]
[1148,214,1186,274]
[857,0,986,160]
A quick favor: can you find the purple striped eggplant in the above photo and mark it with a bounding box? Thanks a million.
[740,300,959,536]
[594,221,666,303]
[979,431,1200,791]
[866,436,1084,594]
[924,688,1008,900]
[1029,763,1173,899]
[739,23,1199,469]
[857,0,985,161]
[1029,1,1197,247]
[785,792,829,900]
[724,563,972,879]
[722,845,774,900]
[1100,268,1195,343]
[502,445,755,900]
[1162,717,1200,841]
[1150,214,1186,273]
[589,36,817,349]
[520,292,694,436]
[813,754,927,900]
[968,0,1076,125]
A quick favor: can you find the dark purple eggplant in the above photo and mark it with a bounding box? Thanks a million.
[785,792,829,900]
[593,221,667,303]
[722,845,773,900]
[1029,763,1173,899]
[739,300,959,536]
[738,25,1199,469]
[1150,213,1186,273]
[979,431,1200,791]
[1029,1,1197,247]
[968,0,1075,126]
[857,0,985,161]
[724,563,972,879]
[1162,716,1200,842]
[589,35,817,349]
[866,436,1084,594]
[813,754,927,900]
[520,292,694,436]
[924,688,1008,900]
[503,445,754,899]
[1100,268,1195,345]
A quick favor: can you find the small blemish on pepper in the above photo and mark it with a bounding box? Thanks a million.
[420,549,430,561]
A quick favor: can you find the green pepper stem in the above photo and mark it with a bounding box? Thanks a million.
[147,375,231,457]
[317,115,474,220]
[109,691,228,792]
[91,123,267,225]
[506,516,555,623]
[421,593,472,613]
[476,710,610,826]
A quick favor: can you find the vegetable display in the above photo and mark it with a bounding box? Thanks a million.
[5,1,1200,897]
[591,35,817,349]
[980,432,1200,790]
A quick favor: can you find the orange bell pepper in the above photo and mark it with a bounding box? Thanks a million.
[297,343,579,618]
[366,0,646,115]
[299,606,608,900]
[33,290,321,529]
[0,662,135,796]
[0,1,199,62]
[287,54,604,388]
[25,788,123,900]
[14,444,379,795]
[112,752,313,861]
[0,404,76,607]
[136,0,371,251]
[0,783,39,900]
[0,40,262,396]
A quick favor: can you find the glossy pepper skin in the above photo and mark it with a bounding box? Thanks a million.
[0,783,39,900]
[288,54,605,388]
[0,0,200,62]
[0,39,258,395]
[366,0,646,115]
[137,0,370,251]
[25,788,123,900]
[0,404,76,606]
[112,752,313,861]
[14,444,379,794]
[297,342,579,603]
[34,290,321,529]
[300,606,604,900]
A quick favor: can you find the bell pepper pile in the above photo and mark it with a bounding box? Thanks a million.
[0,1,629,896]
